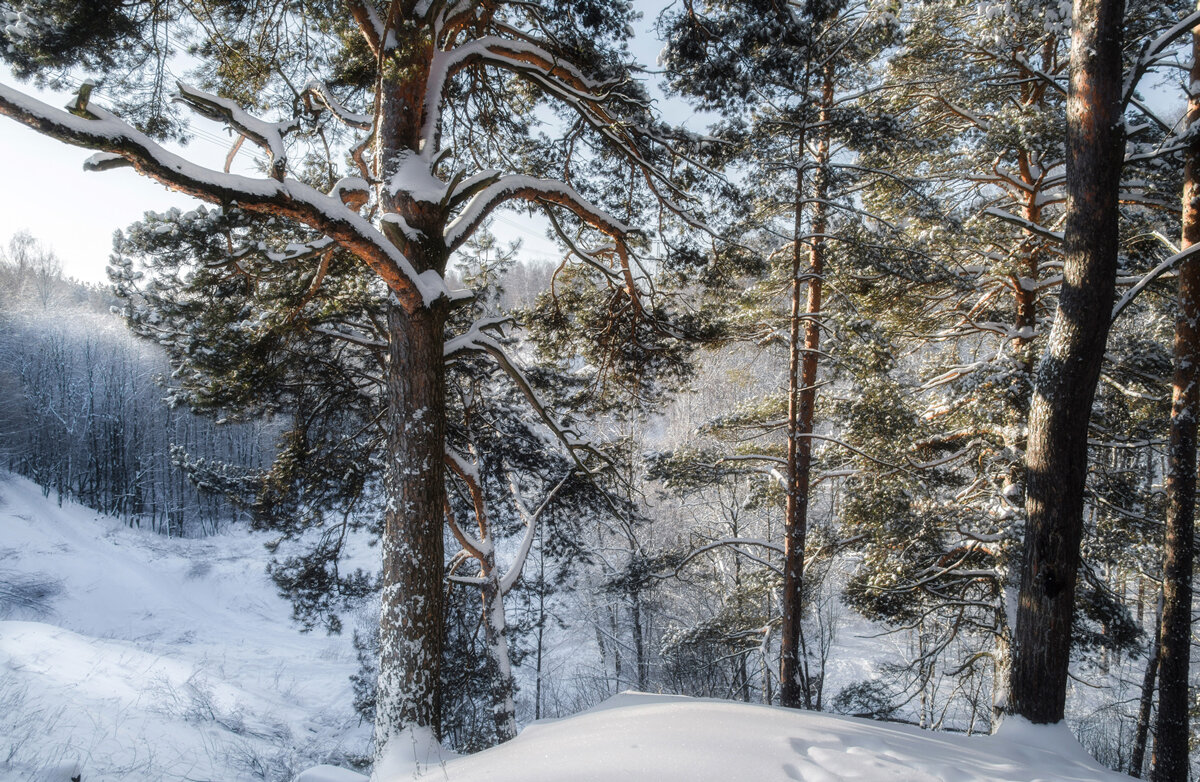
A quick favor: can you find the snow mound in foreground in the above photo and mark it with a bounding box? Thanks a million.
[303,692,1131,782]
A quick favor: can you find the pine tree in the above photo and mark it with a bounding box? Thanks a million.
[1,0,702,755]
[1152,11,1200,778]
[659,0,901,709]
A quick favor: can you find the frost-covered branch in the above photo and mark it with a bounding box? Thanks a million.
[983,207,1065,243]
[1123,9,1200,104]
[304,81,373,131]
[0,81,444,312]
[346,0,384,57]
[1111,242,1200,320]
[659,537,785,580]
[444,175,630,252]
[443,328,606,474]
[174,83,299,180]
[499,472,572,594]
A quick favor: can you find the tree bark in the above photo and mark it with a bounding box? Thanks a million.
[1009,0,1125,724]
[373,299,449,749]
[781,64,832,710]
[371,21,454,756]
[482,571,518,742]
[1151,18,1200,779]
[1132,595,1163,778]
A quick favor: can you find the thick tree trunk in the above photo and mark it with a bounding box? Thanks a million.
[369,22,454,760]
[781,65,832,710]
[373,300,448,753]
[1151,21,1200,779]
[1009,0,1125,724]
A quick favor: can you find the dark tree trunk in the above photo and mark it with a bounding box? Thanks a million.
[631,594,648,691]
[373,299,448,747]
[1131,595,1162,778]
[370,23,454,754]
[781,64,832,710]
[1151,21,1200,779]
[1009,0,1125,724]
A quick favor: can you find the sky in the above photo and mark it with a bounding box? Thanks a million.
[0,92,200,282]
[0,4,685,284]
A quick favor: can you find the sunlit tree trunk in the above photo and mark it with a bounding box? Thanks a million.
[1009,0,1125,724]
[781,64,832,710]
[1151,15,1200,778]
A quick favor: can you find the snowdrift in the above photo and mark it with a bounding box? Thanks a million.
[301,692,1132,782]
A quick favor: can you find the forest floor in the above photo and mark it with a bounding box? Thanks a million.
[0,471,1134,782]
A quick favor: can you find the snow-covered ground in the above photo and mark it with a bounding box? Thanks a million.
[0,471,1134,782]
[300,692,1133,782]
[0,473,370,781]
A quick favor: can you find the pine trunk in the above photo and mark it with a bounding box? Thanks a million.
[1151,18,1200,779]
[1009,0,1125,724]
[371,24,453,756]
[780,65,832,710]
[373,299,449,750]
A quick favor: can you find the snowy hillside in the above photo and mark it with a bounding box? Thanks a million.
[0,472,1135,782]
[298,692,1133,782]
[0,473,370,781]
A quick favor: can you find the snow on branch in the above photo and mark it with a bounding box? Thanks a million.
[426,33,696,214]
[499,472,572,594]
[174,83,298,180]
[444,174,630,252]
[658,538,785,579]
[0,80,444,312]
[444,451,490,561]
[1124,9,1200,104]
[303,81,372,130]
[329,177,370,211]
[444,327,610,476]
[1111,242,1200,320]
[346,0,384,57]
[983,207,1064,244]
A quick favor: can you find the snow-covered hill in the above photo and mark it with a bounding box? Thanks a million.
[0,473,371,781]
[304,692,1133,782]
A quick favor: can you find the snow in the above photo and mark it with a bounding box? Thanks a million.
[174,83,299,173]
[344,692,1131,781]
[0,472,370,781]
[0,472,1136,782]
[371,727,456,782]
[443,174,631,250]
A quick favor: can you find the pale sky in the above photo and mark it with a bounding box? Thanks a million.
[0,89,201,282]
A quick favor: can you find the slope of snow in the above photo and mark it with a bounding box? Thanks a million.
[0,473,371,782]
[0,471,1136,782]
[306,692,1130,782]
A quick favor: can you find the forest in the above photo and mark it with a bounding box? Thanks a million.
[0,0,1198,779]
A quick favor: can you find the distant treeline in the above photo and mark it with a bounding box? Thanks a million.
[0,233,278,536]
